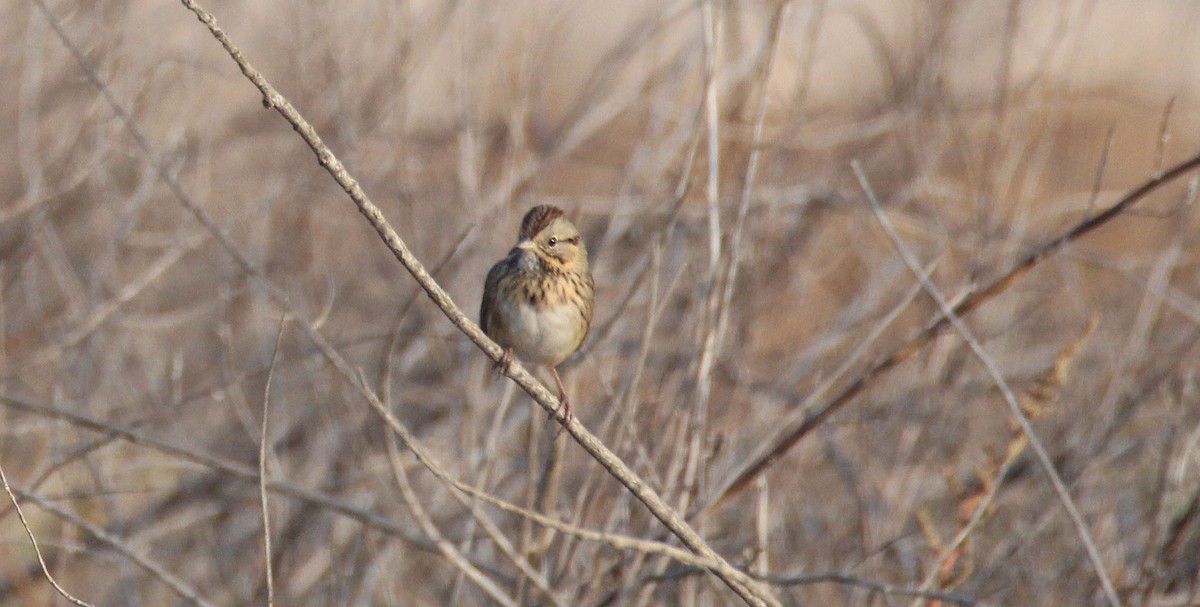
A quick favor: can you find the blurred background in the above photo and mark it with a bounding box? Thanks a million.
[2,0,1200,605]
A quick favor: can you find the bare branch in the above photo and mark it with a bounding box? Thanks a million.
[13,483,213,607]
[708,147,1200,508]
[0,461,93,607]
[854,160,1123,607]
[258,319,286,607]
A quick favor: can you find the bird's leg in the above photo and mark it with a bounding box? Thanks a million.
[494,347,514,374]
[549,366,572,426]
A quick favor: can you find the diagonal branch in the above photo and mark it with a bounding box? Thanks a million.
[704,148,1200,512]
[171,2,776,605]
[14,485,216,607]
[854,161,1123,607]
[0,461,93,607]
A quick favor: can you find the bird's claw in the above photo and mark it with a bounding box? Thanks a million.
[549,394,572,427]
[494,347,514,374]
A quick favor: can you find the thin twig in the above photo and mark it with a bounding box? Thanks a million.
[1153,97,1176,176]
[381,423,567,607]
[14,485,214,607]
[717,0,790,358]
[351,366,774,604]
[0,434,120,524]
[416,442,767,594]
[0,392,431,548]
[754,476,769,576]
[854,160,1123,607]
[695,255,942,522]
[0,461,93,607]
[701,0,721,277]
[708,146,1200,508]
[911,432,1020,602]
[259,319,287,607]
[754,571,976,606]
[682,0,725,533]
[382,421,520,607]
[26,230,212,366]
[1084,127,1117,212]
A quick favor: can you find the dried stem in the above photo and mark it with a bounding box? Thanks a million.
[258,320,286,607]
[709,147,1200,508]
[854,161,1123,607]
[0,461,93,607]
[14,485,214,607]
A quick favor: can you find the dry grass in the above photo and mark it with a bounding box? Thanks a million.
[2,1,1200,605]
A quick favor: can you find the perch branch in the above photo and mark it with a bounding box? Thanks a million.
[173,1,775,605]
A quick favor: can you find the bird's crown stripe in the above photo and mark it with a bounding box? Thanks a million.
[520,205,566,239]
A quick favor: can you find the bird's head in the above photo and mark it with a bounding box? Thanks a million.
[512,205,587,272]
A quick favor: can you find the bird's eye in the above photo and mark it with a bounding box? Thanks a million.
[547,237,558,247]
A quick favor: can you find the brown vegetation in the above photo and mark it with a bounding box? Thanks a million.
[2,1,1200,605]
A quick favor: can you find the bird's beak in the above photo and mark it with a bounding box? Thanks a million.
[515,238,536,252]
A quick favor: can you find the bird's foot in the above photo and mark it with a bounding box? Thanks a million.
[493,347,514,375]
[549,393,572,429]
